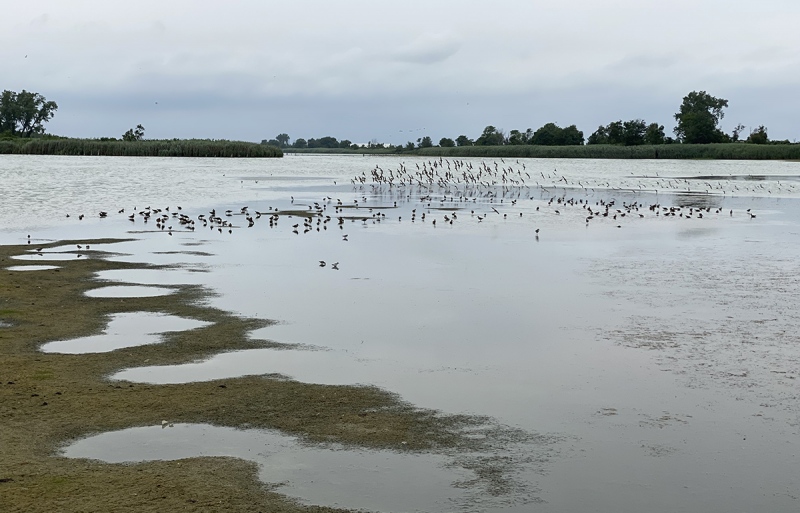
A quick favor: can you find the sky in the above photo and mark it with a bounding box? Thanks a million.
[3,0,799,144]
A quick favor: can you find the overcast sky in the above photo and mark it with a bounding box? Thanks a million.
[3,0,799,143]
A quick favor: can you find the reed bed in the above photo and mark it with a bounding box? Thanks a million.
[0,139,282,158]
[416,143,800,160]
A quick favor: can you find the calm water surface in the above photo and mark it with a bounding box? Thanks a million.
[3,155,800,512]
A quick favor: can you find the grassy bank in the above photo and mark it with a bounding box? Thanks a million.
[0,138,282,158]
[415,143,800,160]
[287,143,800,160]
[0,240,533,512]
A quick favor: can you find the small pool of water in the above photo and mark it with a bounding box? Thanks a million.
[40,312,211,354]
[85,286,176,298]
[62,423,482,512]
[6,265,60,271]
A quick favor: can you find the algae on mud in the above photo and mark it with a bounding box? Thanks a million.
[0,239,542,512]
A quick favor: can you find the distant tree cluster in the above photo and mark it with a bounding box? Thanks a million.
[262,133,358,150]
[122,124,145,142]
[0,89,58,137]
[588,120,669,145]
[266,90,791,152]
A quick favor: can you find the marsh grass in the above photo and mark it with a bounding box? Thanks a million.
[0,240,537,512]
[0,139,282,158]
[416,143,800,160]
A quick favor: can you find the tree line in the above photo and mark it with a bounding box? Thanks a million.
[269,91,790,151]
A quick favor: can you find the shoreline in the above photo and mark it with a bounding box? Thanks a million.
[0,238,537,512]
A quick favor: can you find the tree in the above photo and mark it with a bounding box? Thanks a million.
[417,136,433,148]
[475,126,505,146]
[644,123,666,145]
[275,133,290,148]
[529,123,584,146]
[507,129,530,145]
[731,123,746,142]
[122,124,145,141]
[587,125,609,145]
[674,91,729,143]
[589,120,665,145]
[292,138,307,148]
[455,135,473,147]
[439,137,455,147]
[746,125,769,144]
[0,89,58,137]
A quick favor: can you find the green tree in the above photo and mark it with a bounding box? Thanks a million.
[674,91,729,143]
[439,137,455,147]
[746,125,769,144]
[455,135,473,147]
[417,136,433,148]
[275,133,290,148]
[405,141,415,150]
[530,123,584,146]
[0,89,58,137]
[621,120,647,146]
[587,125,609,145]
[644,123,666,145]
[292,138,308,148]
[339,139,352,149]
[507,129,530,145]
[122,124,145,142]
[476,126,505,146]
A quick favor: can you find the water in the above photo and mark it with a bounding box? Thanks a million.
[40,312,210,354]
[3,154,800,512]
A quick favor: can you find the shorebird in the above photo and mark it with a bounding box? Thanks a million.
[319,260,326,267]
[331,262,339,270]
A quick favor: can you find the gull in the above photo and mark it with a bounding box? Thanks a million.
[319,260,326,267]
[331,262,339,270]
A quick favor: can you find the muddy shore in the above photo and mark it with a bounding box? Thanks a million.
[0,240,527,512]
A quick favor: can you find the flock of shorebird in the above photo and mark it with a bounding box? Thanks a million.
[47,159,762,269]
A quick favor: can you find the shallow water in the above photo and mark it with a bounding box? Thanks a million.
[40,312,210,354]
[6,155,800,512]
[62,423,484,512]
[84,285,176,298]
[6,264,60,271]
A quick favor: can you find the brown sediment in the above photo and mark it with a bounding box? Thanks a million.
[0,239,539,512]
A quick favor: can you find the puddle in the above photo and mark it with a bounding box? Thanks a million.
[85,286,175,298]
[6,265,60,271]
[40,312,210,354]
[12,252,85,261]
[62,423,477,512]
[95,268,208,286]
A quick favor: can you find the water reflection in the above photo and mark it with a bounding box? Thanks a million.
[85,285,175,298]
[63,423,475,513]
[6,265,60,271]
[40,312,210,354]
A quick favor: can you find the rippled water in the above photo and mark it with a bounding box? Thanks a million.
[4,154,800,512]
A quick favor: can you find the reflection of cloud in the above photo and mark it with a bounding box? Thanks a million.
[391,32,461,64]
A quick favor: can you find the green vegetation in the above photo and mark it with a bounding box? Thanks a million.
[588,120,669,145]
[673,90,729,143]
[274,90,795,158]
[415,143,800,160]
[0,138,282,157]
[0,89,58,137]
[122,124,145,142]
